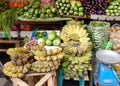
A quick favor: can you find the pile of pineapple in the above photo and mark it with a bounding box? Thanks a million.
[60,20,92,78]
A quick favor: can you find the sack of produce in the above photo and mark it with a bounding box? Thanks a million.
[88,21,110,50]
[110,23,120,53]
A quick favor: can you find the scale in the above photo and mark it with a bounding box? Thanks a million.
[94,50,120,86]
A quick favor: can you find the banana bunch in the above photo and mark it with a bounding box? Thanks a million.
[60,20,92,56]
[6,47,34,66]
[62,51,92,78]
[3,62,31,78]
[30,43,65,72]
[7,47,31,55]
[34,47,64,61]
[31,60,60,72]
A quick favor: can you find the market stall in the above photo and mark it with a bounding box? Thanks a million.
[0,0,120,86]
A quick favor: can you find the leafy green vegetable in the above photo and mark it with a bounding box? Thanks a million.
[0,8,18,39]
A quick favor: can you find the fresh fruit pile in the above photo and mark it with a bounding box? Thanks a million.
[68,1,84,16]
[110,24,120,53]
[40,5,56,18]
[88,21,110,50]
[31,43,65,72]
[38,31,61,46]
[3,62,31,78]
[60,20,92,56]
[83,0,108,16]
[106,0,120,16]
[6,47,34,66]
[17,0,41,19]
[62,51,92,77]
[60,20,92,78]
[3,47,34,78]
[55,0,71,16]
[0,0,9,14]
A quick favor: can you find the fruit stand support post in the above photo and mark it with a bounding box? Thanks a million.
[11,71,57,86]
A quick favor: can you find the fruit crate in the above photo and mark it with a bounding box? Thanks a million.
[11,71,57,86]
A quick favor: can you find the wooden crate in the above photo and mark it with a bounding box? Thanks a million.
[11,71,57,86]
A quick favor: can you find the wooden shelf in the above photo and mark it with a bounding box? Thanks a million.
[0,39,20,52]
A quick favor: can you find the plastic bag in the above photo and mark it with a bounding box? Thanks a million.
[88,21,110,50]
[110,23,120,53]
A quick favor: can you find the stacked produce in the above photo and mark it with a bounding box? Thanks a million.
[68,1,84,16]
[3,47,34,78]
[110,24,120,53]
[17,0,56,19]
[106,0,120,16]
[62,51,92,77]
[3,62,31,78]
[83,0,108,16]
[56,0,84,17]
[0,0,9,14]
[17,0,41,19]
[60,20,92,77]
[55,0,71,16]
[31,43,65,72]
[88,21,110,50]
[40,5,56,18]
[38,31,61,46]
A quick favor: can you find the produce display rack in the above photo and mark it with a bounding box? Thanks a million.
[11,71,57,86]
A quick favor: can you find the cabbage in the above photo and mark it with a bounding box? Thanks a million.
[38,38,46,44]
[48,31,57,40]
[53,38,61,46]
[46,39,53,46]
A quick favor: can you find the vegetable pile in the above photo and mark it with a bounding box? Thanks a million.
[40,5,56,18]
[17,0,41,19]
[106,0,120,16]
[38,31,61,46]
[88,21,110,50]
[56,0,84,17]
[55,0,70,16]
[83,0,108,16]
[68,1,84,16]
[110,24,120,53]
[17,0,56,19]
